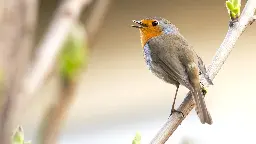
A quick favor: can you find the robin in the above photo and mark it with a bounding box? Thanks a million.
[131,17,213,124]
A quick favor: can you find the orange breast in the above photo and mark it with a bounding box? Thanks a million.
[139,27,162,47]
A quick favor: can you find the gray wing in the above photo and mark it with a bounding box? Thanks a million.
[148,34,213,124]
[148,34,192,88]
[197,55,213,85]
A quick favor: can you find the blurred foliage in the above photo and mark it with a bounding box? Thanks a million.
[12,126,31,144]
[58,22,88,82]
[226,0,241,20]
[132,132,141,144]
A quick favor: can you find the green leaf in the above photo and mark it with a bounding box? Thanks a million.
[237,8,240,16]
[132,132,141,144]
[232,8,239,14]
[231,12,236,18]
[226,0,241,19]
[226,1,234,11]
[232,0,241,8]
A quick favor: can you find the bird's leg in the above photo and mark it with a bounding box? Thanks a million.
[169,85,184,117]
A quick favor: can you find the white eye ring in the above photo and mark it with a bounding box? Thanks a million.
[152,21,159,26]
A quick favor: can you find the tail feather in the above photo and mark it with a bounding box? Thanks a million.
[192,89,212,125]
[186,62,213,124]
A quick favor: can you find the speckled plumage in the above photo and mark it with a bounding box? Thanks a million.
[143,43,152,70]
[132,17,213,125]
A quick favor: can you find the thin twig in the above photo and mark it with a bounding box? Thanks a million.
[36,0,112,143]
[17,0,93,114]
[85,0,112,45]
[36,0,113,142]
[150,0,256,143]
[37,21,89,144]
[0,0,38,143]
[37,78,77,144]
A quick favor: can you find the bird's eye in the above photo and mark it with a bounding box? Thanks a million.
[152,21,158,26]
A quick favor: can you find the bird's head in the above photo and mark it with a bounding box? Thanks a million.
[131,17,179,47]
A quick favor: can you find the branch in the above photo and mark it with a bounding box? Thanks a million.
[37,79,77,144]
[85,0,112,45]
[0,0,38,143]
[35,1,112,142]
[17,0,93,113]
[150,0,256,143]
[36,22,89,144]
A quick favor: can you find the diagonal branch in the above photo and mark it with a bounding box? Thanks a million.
[36,1,112,143]
[0,0,38,143]
[85,0,112,45]
[37,79,78,144]
[17,0,93,112]
[150,0,256,143]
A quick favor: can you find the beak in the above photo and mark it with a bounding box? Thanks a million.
[131,20,147,28]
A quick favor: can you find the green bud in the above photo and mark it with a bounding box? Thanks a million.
[232,0,241,8]
[12,126,24,144]
[132,132,141,144]
[233,8,239,14]
[225,0,241,20]
[226,1,234,11]
[58,22,88,81]
[12,126,32,144]
[231,12,236,18]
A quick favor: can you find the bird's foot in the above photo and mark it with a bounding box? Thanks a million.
[169,109,184,118]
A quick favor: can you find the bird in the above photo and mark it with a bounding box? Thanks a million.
[131,17,213,125]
